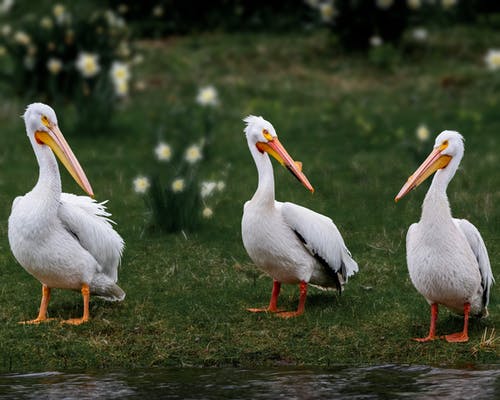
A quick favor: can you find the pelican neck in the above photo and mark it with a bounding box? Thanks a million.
[32,142,62,198]
[420,161,458,223]
[249,143,275,206]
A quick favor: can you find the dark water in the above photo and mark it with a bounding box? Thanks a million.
[0,364,499,399]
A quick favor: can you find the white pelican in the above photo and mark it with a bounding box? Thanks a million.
[395,130,494,342]
[241,116,359,318]
[8,103,125,325]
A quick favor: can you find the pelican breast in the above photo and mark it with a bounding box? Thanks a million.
[406,219,483,313]
[242,200,313,284]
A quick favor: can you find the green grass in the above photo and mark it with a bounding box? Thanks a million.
[0,25,499,371]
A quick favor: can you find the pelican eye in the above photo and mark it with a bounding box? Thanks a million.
[41,115,50,127]
[262,129,273,141]
[438,140,449,151]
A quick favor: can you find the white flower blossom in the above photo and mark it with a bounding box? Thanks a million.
[40,17,54,29]
[412,28,428,42]
[47,58,63,75]
[370,36,383,47]
[0,0,14,14]
[1,24,11,36]
[407,0,422,9]
[133,176,150,193]
[416,124,430,142]
[376,0,394,9]
[201,181,217,198]
[53,4,65,18]
[53,4,70,25]
[171,178,185,193]
[319,2,335,23]
[105,10,125,28]
[14,30,30,45]
[305,0,320,8]
[152,5,164,17]
[110,61,130,82]
[132,53,144,65]
[484,49,500,71]
[110,61,131,97]
[185,144,202,164]
[441,0,457,9]
[114,80,129,97]
[154,142,172,161]
[196,85,218,106]
[202,207,213,219]
[75,52,100,78]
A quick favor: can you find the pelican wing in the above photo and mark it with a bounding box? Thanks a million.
[280,202,359,286]
[58,193,124,282]
[454,218,495,308]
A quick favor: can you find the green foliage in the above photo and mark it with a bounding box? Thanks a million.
[133,95,226,233]
[333,0,409,50]
[306,0,484,51]
[148,174,202,233]
[0,1,136,132]
[107,0,313,37]
[368,42,401,71]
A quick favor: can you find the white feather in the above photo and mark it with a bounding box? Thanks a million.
[59,193,124,282]
[281,202,358,280]
[453,218,495,308]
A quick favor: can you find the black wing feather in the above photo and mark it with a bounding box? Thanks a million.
[292,229,343,293]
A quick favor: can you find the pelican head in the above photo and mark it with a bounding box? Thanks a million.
[244,115,314,192]
[24,103,94,197]
[395,130,464,202]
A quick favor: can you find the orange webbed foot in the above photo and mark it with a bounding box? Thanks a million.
[443,332,469,343]
[61,317,89,326]
[412,335,438,342]
[276,310,304,319]
[246,307,283,313]
[18,317,56,325]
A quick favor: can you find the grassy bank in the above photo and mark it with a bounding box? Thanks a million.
[0,26,498,371]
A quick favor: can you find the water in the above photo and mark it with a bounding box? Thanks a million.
[0,364,498,399]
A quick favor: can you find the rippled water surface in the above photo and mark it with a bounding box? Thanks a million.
[0,364,499,399]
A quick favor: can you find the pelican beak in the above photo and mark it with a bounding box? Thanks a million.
[35,123,94,197]
[395,143,451,202]
[257,137,314,192]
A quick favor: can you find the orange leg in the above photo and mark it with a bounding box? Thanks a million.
[444,303,470,343]
[413,303,438,342]
[277,281,307,319]
[62,284,90,325]
[19,284,54,324]
[247,280,282,313]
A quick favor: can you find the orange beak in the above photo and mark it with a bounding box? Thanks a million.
[395,144,451,202]
[35,123,94,197]
[256,137,314,193]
